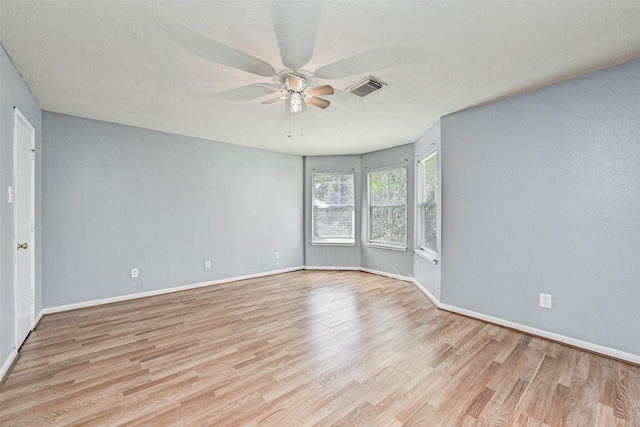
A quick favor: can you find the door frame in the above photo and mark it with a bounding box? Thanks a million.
[13,107,36,349]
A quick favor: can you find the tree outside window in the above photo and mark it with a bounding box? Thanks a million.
[368,166,407,247]
[418,153,437,254]
[312,173,355,244]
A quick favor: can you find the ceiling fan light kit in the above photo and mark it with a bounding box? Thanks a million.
[289,92,303,113]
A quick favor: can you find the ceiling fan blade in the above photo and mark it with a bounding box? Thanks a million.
[161,20,276,77]
[287,75,305,92]
[271,2,321,70]
[262,96,288,105]
[306,96,330,109]
[314,47,417,80]
[256,84,285,93]
[307,85,334,96]
[211,84,281,101]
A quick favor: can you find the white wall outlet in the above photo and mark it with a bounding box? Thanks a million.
[205,260,211,269]
[539,293,552,309]
[275,252,280,259]
[130,268,139,278]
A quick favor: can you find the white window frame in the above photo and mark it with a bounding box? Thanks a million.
[366,165,407,251]
[311,172,356,246]
[416,151,438,262]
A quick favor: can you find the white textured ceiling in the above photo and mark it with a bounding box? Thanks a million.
[1,1,640,156]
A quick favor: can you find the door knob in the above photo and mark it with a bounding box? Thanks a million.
[17,242,28,250]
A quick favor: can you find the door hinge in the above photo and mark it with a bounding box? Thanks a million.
[31,293,35,304]
[30,149,36,160]
[30,221,35,232]
[8,186,15,204]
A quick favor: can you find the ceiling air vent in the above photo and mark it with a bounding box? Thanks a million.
[346,76,387,97]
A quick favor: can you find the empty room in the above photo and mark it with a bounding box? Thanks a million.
[1,1,640,425]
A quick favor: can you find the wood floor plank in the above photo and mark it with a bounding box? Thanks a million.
[2,270,640,426]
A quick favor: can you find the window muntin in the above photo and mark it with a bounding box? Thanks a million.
[367,166,407,248]
[418,152,437,254]
[312,173,355,244]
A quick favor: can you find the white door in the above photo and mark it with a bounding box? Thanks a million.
[14,107,35,349]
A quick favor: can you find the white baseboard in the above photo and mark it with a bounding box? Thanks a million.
[306,265,414,283]
[410,277,640,366]
[360,267,413,283]
[34,309,46,327]
[1,349,18,384]
[40,266,305,317]
[438,302,640,365]
[410,278,440,308]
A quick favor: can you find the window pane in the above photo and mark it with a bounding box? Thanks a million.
[314,173,354,205]
[368,166,407,246]
[390,206,407,244]
[369,206,390,242]
[369,168,407,205]
[419,153,437,253]
[313,206,354,242]
[422,204,437,252]
[312,173,355,244]
[422,154,437,204]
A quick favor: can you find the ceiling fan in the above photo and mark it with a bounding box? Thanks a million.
[159,2,403,113]
[259,74,334,113]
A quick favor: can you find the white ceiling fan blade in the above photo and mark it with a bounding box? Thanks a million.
[212,84,281,101]
[271,2,321,70]
[314,47,417,80]
[306,96,330,109]
[307,85,334,97]
[256,84,285,93]
[160,20,276,77]
[262,96,288,104]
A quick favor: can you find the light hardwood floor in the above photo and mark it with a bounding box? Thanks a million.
[1,270,639,426]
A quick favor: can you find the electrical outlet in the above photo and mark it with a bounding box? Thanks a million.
[205,260,211,269]
[539,293,552,309]
[275,252,280,259]
[130,268,139,278]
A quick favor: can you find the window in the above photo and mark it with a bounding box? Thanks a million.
[312,173,355,245]
[418,152,437,254]
[367,166,407,248]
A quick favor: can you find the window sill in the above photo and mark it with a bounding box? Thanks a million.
[365,243,407,252]
[415,249,438,264]
[311,241,356,247]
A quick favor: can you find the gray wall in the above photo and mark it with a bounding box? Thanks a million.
[440,59,640,355]
[304,155,362,268]
[0,46,42,366]
[361,144,414,277]
[413,120,441,300]
[42,112,303,307]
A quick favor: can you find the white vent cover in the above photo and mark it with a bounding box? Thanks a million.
[346,76,387,97]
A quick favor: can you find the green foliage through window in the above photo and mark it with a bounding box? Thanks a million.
[368,166,407,247]
[419,153,437,253]
[312,173,355,244]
